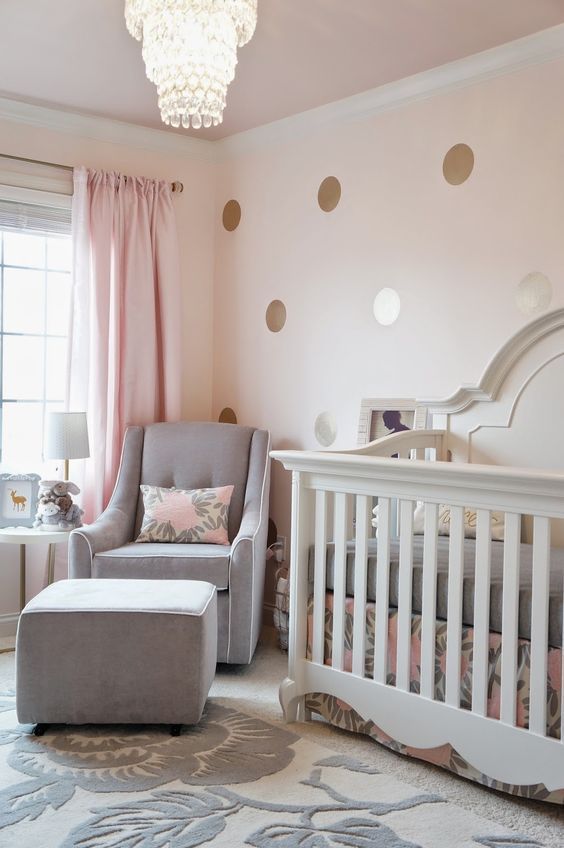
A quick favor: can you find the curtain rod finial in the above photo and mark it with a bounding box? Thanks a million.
[172,181,184,193]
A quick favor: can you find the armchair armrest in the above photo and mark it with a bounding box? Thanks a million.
[230,504,263,565]
[226,428,271,662]
[69,507,133,578]
[68,426,144,578]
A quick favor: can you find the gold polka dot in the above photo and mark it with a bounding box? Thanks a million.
[443,144,474,185]
[318,176,341,212]
[219,407,238,424]
[222,199,241,231]
[266,300,287,333]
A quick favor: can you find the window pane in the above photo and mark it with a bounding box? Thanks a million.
[3,268,45,334]
[46,236,71,272]
[46,272,72,335]
[2,336,44,400]
[3,231,45,268]
[2,402,43,467]
[45,337,67,400]
[1,221,70,472]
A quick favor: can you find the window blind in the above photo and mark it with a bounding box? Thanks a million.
[0,198,71,236]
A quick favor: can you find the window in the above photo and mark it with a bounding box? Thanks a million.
[0,189,72,469]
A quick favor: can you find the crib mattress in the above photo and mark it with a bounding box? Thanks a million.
[311,537,564,648]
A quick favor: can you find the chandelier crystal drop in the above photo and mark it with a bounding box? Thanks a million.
[124,0,257,129]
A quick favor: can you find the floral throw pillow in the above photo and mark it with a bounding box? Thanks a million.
[136,484,234,544]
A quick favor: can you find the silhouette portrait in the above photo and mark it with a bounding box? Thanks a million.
[370,408,415,441]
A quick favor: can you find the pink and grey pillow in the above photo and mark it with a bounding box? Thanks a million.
[136,484,234,544]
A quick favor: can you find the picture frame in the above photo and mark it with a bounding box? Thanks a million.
[0,473,41,529]
[357,398,428,446]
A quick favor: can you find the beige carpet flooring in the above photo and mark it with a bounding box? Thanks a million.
[0,628,562,846]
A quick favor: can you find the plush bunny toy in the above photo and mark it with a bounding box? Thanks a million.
[34,480,84,530]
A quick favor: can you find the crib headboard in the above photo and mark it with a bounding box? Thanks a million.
[420,309,564,544]
[421,309,564,472]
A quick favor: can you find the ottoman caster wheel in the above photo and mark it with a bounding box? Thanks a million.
[33,723,48,737]
[170,724,182,737]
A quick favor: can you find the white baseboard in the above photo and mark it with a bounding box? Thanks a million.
[0,613,18,639]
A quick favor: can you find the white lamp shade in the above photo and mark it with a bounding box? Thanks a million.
[44,412,90,461]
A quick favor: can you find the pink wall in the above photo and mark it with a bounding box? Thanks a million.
[213,58,564,558]
[2,55,564,628]
[0,118,216,624]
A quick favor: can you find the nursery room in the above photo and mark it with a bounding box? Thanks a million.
[0,1,563,845]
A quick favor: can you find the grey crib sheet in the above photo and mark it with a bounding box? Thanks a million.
[310,537,564,649]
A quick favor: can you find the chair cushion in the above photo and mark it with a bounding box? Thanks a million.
[134,422,255,542]
[92,543,231,589]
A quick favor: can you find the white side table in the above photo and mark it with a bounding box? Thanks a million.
[0,527,70,612]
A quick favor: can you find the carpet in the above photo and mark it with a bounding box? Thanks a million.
[0,690,547,848]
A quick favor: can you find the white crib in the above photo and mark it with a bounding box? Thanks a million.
[271,310,564,803]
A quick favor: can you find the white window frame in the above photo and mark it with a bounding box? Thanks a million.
[0,182,72,468]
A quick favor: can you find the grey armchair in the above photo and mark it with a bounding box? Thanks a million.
[68,422,271,664]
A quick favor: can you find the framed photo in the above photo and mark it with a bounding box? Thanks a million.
[0,473,41,528]
[357,398,428,446]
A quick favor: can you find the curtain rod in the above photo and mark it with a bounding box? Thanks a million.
[0,154,184,193]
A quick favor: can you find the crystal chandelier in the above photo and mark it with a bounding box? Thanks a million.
[125,0,257,129]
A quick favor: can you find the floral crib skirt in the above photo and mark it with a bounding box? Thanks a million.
[305,593,564,805]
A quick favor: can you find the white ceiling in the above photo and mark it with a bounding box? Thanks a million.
[1,0,564,141]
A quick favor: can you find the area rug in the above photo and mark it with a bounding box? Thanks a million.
[0,690,545,848]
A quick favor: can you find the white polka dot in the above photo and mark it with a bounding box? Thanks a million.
[516,272,552,315]
[314,412,337,447]
[373,288,401,326]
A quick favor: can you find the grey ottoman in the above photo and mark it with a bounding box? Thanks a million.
[16,579,217,729]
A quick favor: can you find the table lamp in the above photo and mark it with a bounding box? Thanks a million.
[44,412,90,481]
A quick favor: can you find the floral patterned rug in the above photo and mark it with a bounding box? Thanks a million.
[0,690,545,848]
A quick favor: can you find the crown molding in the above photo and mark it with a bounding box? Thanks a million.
[217,23,564,158]
[0,96,217,162]
[419,308,564,414]
[0,24,563,162]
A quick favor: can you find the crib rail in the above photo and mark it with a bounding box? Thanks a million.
[271,437,564,793]
[336,428,447,460]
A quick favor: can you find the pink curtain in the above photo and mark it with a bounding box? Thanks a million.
[67,167,182,521]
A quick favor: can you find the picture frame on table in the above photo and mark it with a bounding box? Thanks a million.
[0,473,41,529]
[357,398,428,446]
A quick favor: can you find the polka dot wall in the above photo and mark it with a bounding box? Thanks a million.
[217,147,558,447]
[214,59,564,483]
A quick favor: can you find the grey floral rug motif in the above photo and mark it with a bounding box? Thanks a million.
[0,692,545,848]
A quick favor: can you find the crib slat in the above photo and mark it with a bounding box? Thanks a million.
[420,502,438,700]
[312,490,328,665]
[472,510,492,717]
[397,499,415,692]
[352,495,371,677]
[374,497,391,684]
[529,516,551,736]
[288,472,313,676]
[446,506,465,708]
[500,512,521,726]
[332,493,348,671]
